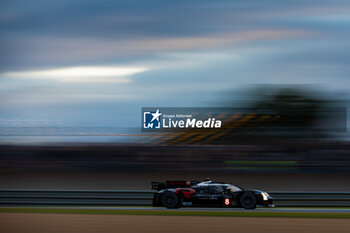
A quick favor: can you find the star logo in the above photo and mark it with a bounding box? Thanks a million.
[151,109,162,122]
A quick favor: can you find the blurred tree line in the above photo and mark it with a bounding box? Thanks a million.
[165,86,346,145]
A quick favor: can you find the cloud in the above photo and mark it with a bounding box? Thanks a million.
[1,0,350,130]
[0,118,65,127]
[3,29,312,67]
[2,66,150,83]
[0,28,312,78]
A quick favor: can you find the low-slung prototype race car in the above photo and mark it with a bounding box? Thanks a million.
[151,179,274,209]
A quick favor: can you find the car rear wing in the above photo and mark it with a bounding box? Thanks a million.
[151,180,199,191]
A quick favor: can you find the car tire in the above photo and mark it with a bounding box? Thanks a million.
[162,192,180,209]
[239,192,257,209]
[152,196,161,207]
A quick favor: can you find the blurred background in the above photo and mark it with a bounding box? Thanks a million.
[1,0,350,192]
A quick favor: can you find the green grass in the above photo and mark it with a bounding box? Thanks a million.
[224,160,297,165]
[0,208,349,219]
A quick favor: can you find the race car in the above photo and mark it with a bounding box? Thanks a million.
[151,179,274,209]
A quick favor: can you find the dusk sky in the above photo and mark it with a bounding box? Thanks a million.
[1,0,350,128]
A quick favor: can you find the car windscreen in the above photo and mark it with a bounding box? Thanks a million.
[226,185,242,192]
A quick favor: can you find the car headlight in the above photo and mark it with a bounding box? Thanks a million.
[261,192,269,201]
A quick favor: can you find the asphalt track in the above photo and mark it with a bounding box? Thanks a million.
[2,213,349,233]
[13,206,350,213]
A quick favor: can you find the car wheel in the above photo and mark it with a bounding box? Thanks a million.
[161,192,180,209]
[152,196,161,207]
[239,192,257,209]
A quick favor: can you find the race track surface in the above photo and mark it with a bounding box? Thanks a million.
[1,213,350,233]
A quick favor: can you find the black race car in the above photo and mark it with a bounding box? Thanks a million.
[151,179,274,209]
